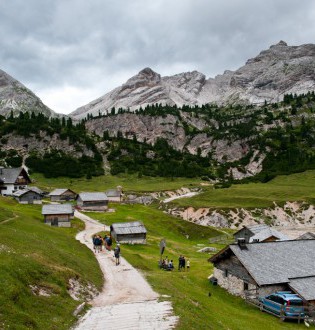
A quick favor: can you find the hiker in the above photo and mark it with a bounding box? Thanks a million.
[182,256,186,271]
[92,235,97,253]
[178,255,183,271]
[105,235,113,251]
[94,235,102,253]
[168,260,174,271]
[186,258,190,271]
[114,244,120,265]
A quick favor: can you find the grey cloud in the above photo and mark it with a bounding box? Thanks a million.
[1,0,315,113]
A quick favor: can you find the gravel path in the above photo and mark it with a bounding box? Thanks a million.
[74,210,178,329]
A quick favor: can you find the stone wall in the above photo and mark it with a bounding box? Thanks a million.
[214,268,256,298]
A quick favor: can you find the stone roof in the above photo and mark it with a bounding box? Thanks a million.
[13,187,43,197]
[0,167,31,184]
[228,240,315,286]
[297,232,315,240]
[78,192,108,202]
[112,221,147,235]
[42,204,73,215]
[105,189,122,197]
[289,276,315,301]
[49,188,76,196]
[249,228,289,242]
[233,224,270,237]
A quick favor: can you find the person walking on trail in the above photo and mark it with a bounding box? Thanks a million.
[92,235,97,253]
[114,244,121,265]
[186,258,190,271]
[94,235,102,253]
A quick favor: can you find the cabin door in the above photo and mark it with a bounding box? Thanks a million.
[52,217,59,226]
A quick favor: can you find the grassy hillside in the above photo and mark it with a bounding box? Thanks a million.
[0,197,103,330]
[30,172,202,193]
[172,170,315,209]
[87,204,301,329]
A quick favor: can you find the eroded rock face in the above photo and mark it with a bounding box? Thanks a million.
[0,69,55,117]
[165,202,315,230]
[70,41,315,120]
[85,113,250,164]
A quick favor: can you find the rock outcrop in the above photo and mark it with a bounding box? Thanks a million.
[71,41,315,120]
[0,69,55,117]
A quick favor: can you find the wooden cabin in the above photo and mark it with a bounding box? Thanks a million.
[13,187,43,204]
[105,188,123,203]
[0,167,31,196]
[110,221,147,244]
[42,204,73,227]
[76,192,108,211]
[49,188,77,202]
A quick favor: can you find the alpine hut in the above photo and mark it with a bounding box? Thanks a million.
[42,204,73,227]
[13,187,43,204]
[0,167,31,196]
[76,192,108,211]
[49,188,77,202]
[110,221,147,244]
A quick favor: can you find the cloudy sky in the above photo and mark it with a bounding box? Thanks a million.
[1,0,315,114]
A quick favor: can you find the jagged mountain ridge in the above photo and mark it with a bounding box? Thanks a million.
[71,41,315,120]
[0,69,55,117]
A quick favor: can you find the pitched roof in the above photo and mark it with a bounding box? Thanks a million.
[49,188,76,196]
[297,232,315,240]
[249,228,289,242]
[105,189,122,197]
[0,167,31,184]
[233,223,270,237]
[42,204,73,215]
[289,276,315,301]
[78,192,108,202]
[112,221,147,235]
[228,240,315,286]
[13,187,43,197]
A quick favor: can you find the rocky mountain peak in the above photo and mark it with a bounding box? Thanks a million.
[70,41,315,119]
[138,67,161,80]
[0,69,55,118]
[272,40,288,48]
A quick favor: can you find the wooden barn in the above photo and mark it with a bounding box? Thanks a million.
[0,167,31,196]
[49,188,77,202]
[76,192,108,211]
[110,221,147,244]
[42,204,73,227]
[13,187,43,204]
[105,188,123,203]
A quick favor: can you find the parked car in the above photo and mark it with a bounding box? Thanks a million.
[259,291,304,320]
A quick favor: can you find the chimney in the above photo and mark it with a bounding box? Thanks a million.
[237,238,247,249]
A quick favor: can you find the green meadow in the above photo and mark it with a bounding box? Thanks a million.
[87,204,302,329]
[172,170,315,209]
[30,173,201,193]
[2,170,314,329]
[0,197,103,330]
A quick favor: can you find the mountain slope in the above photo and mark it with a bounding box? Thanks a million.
[71,68,206,120]
[0,69,55,117]
[71,41,315,120]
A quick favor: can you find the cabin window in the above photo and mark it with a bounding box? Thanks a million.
[243,282,249,290]
[224,269,228,277]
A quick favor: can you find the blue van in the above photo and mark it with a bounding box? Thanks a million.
[259,291,304,319]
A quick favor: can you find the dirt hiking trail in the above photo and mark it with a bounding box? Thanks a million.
[74,210,178,329]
